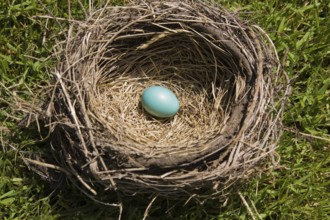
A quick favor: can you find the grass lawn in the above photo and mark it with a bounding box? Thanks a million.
[0,0,329,219]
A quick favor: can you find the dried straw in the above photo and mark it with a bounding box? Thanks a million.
[29,0,290,200]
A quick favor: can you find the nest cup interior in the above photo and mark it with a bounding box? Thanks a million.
[87,20,248,168]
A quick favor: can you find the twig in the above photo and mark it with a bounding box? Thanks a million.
[238,191,256,220]
[250,196,263,220]
[143,196,158,220]
[23,157,71,175]
[284,127,330,143]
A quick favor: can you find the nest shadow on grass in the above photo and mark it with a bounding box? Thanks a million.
[22,0,290,206]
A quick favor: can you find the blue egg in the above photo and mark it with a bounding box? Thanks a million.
[141,86,180,118]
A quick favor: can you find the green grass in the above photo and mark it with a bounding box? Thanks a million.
[1,0,329,219]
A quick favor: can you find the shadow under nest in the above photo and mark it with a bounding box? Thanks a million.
[27,0,289,201]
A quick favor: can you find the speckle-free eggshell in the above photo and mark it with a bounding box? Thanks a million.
[141,86,180,118]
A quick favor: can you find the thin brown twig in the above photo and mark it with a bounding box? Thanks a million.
[239,191,256,220]
[284,127,330,143]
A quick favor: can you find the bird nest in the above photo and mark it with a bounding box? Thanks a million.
[28,0,289,199]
